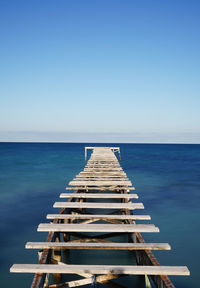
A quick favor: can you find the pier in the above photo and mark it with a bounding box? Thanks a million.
[10,146,190,287]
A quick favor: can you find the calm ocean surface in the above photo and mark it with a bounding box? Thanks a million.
[0,142,199,287]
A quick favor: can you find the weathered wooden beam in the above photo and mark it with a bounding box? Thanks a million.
[51,233,62,283]
[78,172,126,176]
[26,242,171,250]
[10,264,190,276]
[83,167,123,172]
[59,193,138,199]
[47,273,124,288]
[53,202,144,209]
[46,214,151,220]
[65,187,135,191]
[37,223,159,233]
[73,177,128,181]
[69,180,132,186]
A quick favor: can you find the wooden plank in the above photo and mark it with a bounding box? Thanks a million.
[37,223,159,233]
[86,165,120,167]
[77,175,127,178]
[88,159,118,161]
[86,164,119,166]
[87,158,117,160]
[85,161,119,163]
[85,162,120,164]
[87,158,118,160]
[46,214,151,220]
[73,179,129,182]
[59,193,138,199]
[87,158,118,161]
[85,146,120,149]
[65,187,135,191]
[74,177,128,180]
[85,167,121,169]
[87,160,118,162]
[53,202,144,209]
[84,168,122,170]
[86,161,119,163]
[79,172,126,175]
[78,175,127,178]
[87,162,119,164]
[10,264,190,276]
[83,170,123,173]
[26,242,171,250]
[76,175,127,178]
[88,158,119,163]
[69,180,132,186]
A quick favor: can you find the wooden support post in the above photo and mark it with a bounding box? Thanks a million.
[145,274,152,288]
[51,233,62,284]
[63,218,70,260]
[37,251,49,287]
[63,218,70,240]
[122,191,176,288]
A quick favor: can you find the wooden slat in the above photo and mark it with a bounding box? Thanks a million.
[84,168,123,171]
[86,161,119,163]
[78,172,126,175]
[26,242,171,250]
[69,180,132,186]
[37,223,159,233]
[87,163,120,165]
[86,164,120,166]
[74,177,128,181]
[10,264,190,276]
[65,187,135,191]
[87,161,118,162]
[77,175,127,178]
[53,202,144,209]
[46,214,151,220]
[59,193,138,199]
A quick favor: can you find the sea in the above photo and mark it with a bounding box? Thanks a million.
[0,142,199,287]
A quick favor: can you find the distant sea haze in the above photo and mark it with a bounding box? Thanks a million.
[0,142,199,287]
[0,131,200,143]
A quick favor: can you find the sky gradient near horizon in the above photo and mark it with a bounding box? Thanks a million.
[0,0,200,143]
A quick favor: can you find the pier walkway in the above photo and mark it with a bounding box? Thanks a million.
[10,147,190,288]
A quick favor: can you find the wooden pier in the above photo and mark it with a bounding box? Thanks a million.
[10,146,190,287]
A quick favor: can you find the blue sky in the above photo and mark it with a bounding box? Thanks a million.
[0,0,200,143]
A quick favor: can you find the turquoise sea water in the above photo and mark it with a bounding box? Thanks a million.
[0,142,199,287]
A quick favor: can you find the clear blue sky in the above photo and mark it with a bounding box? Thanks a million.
[0,0,200,142]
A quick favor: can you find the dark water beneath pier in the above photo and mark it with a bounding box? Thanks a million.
[0,142,199,287]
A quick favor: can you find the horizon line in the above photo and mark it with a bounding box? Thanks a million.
[0,140,199,145]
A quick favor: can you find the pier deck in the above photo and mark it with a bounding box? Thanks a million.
[10,146,190,288]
